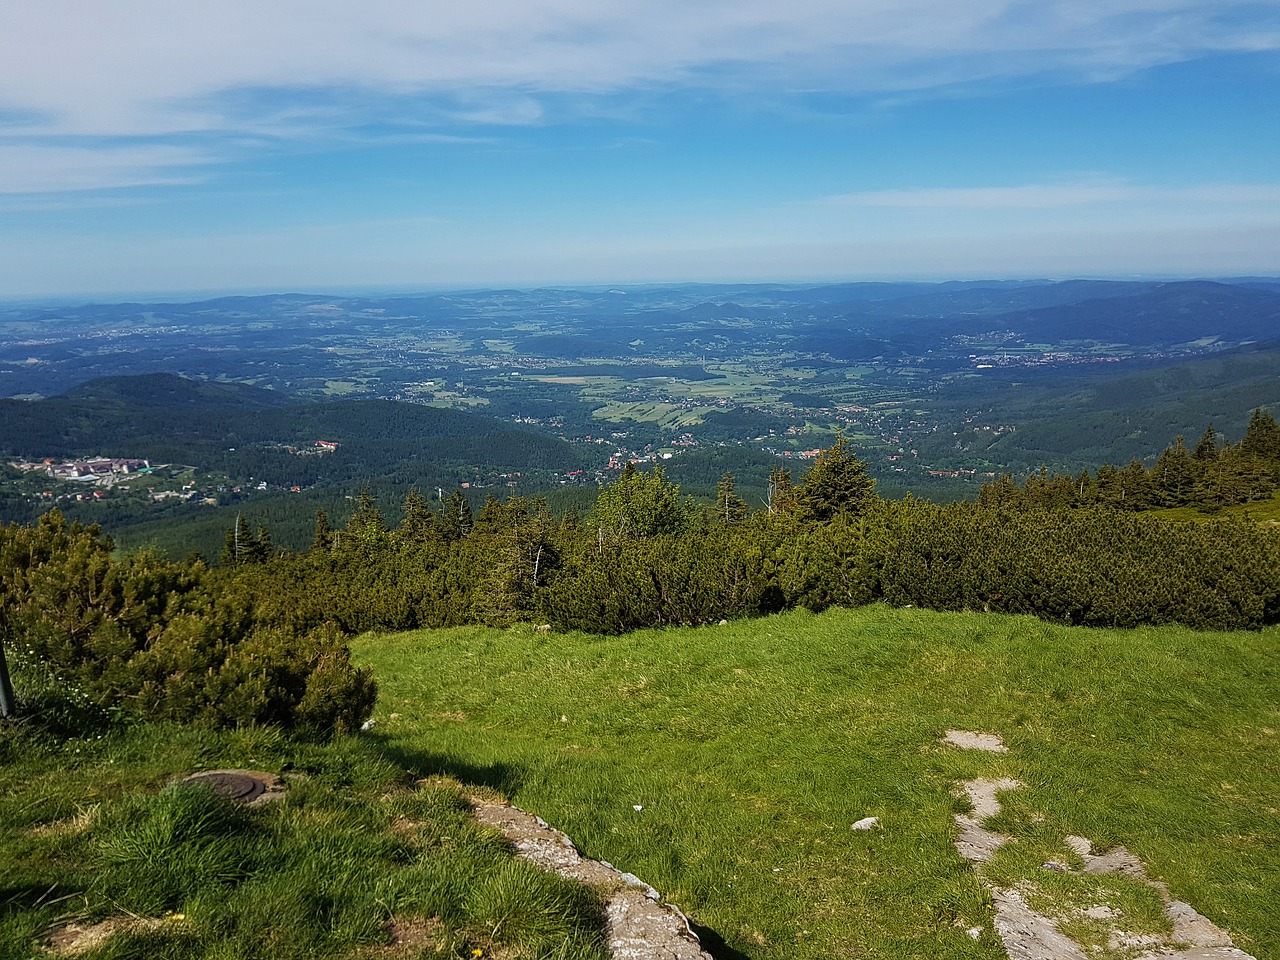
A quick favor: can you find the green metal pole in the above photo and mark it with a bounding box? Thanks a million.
[0,637,15,718]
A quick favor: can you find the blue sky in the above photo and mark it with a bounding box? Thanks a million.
[2,1,1279,297]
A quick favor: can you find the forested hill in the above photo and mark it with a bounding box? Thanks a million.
[0,373,599,486]
[58,372,291,409]
[995,281,1280,346]
[910,337,1280,472]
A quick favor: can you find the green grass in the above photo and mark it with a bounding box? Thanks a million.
[353,606,1280,959]
[590,401,717,428]
[0,719,609,959]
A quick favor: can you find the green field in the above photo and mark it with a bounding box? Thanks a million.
[355,606,1279,959]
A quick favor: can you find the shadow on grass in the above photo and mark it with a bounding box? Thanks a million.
[689,921,752,960]
[367,735,750,959]
[369,734,525,797]
[1,883,68,917]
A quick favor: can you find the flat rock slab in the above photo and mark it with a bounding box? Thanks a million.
[180,769,285,805]
[954,814,1011,864]
[992,887,1090,960]
[960,776,1022,821]
[1065,835,1147,879]
[468,794,712,960]
[944,729,1009,752]
[948,748,1256,960]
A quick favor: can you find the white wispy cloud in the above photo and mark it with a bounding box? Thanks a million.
[823,181,1280,209]
[0,144,212,194]
[0,0,1277,192]
[6,4,1271,135]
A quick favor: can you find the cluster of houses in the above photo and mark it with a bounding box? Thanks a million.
[12,457,153,484]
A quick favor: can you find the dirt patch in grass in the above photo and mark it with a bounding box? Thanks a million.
[27,806,98,839]
[358,916,448,957]
[44,917,183,956]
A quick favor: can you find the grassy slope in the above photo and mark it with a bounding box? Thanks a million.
[355,606,1280,960]
[0,722,610,959]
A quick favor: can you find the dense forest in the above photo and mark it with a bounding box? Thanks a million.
[5,414,1280,733]
[978,407,1280,512]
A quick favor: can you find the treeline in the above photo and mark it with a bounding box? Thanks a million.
[978,408,1280,512]
[213,436,1280,635]
[7,423,1280,733]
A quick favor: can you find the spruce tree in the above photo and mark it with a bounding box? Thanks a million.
[400,488,436,542]
[335,490,388,556]
[766,463,795,515]
[1192,424,1220,461]
[221,514,255,565]
[311,508,332,553]
[1241,408,1280,476]
[1153,436,1197,506]
[595,463,688,539]
[793,438,876,522]
[439,490,473,540]
[715,472,749,523]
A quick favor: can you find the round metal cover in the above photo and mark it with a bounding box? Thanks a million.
[184,771,266,803]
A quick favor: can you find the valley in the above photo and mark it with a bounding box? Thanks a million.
[3,278,1280,557]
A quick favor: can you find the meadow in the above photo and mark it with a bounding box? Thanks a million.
[355,605,1279,959]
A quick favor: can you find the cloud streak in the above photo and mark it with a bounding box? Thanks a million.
[0,144,212,194]
[824,182,1280,209]
[0,1,1277,186]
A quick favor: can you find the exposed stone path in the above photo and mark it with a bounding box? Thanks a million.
[944,730,1256,960]
[467,792,713,960]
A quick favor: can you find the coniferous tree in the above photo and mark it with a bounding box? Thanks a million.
[476,497,560,623]
[400,488,436,542]
[253,523,272,562]
[1092,464,1121,505]
[977,473,1019,509]
[439,490,473,541]
[715,472,749,523]
[311,508,332,553]
[595,463,689,540]
[1192,424,1220,461]
[345,489,387,546]
[793,438,876,522]
[221,514,262,565]
[1197,445,1276,510]
[1153,436,1197,506]
[1240,408,1280,478]
[766,463,795,515]
[1074,469,1096,505]
[1117,459,1154,509]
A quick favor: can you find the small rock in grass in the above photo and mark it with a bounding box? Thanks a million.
[851,817,879,830]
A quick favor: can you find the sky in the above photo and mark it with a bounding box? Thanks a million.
[2,1,1279,297]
